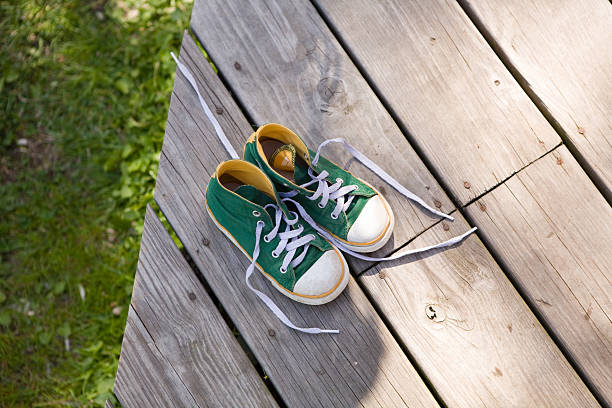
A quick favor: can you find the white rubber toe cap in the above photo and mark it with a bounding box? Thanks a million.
[346,195,391,244]
[292,250,344,296]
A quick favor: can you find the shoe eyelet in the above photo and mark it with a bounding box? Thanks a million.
[252,210,261,217]
[271,251,280,258]
[336,178,343,184]
[318,202,325,208]
[263,235,271,243]
[280,267,287,274]
[330,213,338,220]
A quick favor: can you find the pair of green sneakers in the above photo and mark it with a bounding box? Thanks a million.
[172,53,476,334]
[206,124,393,305]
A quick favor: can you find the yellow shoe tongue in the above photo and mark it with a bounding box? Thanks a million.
[270,144,296,172]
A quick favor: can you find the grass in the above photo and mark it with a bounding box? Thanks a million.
[0,0,192,405]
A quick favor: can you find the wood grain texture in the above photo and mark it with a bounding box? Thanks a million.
[153,32,440,407]
[104,399,114,408]
[466,145,612,405]
[362,214,599,407]
[190,0,456,272]
[115,306,201,408]
[313,0,561,205]
[460,0,612,200]
[114,206,277,408]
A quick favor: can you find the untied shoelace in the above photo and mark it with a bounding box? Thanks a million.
[173,53,337,334]
[172,52,477,334]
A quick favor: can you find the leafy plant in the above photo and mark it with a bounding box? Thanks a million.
[0,0,192,405]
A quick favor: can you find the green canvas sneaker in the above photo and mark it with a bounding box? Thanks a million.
[205,159,349,334]
[244,123,396,253]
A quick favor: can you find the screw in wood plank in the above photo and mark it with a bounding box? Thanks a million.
[577,126,585,135]
[234,61,241,71]
[268,329,276,337]
[215,107,223,114]
[379,271,386,279]
[464,181,471,189]
[442,223,449,231]
[202,237,210,246]
[188,292,196,301]
[556,157,563,165]
[434,199,442,209]
[494,80,501,86]
[478,201,486,212]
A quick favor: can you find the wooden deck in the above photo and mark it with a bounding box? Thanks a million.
[112,1,611,406]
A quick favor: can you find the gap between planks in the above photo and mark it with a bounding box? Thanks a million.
[456,0,612,205]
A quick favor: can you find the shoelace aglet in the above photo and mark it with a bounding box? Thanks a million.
[320,329,340,334]
[441,212,454,221]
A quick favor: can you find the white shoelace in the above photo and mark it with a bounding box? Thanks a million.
[283,197,476,262]
[310,138,454,220]
[262,204,315,272]
[247,209,337,334]
[299,168,358,219]
[277,138,478,261]
[172,52,477,334]
[173,52,338,333]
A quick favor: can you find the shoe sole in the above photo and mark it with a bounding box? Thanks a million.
[206,204,350,306]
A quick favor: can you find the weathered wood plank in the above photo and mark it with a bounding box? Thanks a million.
[114,306,201,407]
[104,399,114,408]
[114,206,278,408]
[460,0,612,200]
[363,214,600,407]
[153,32,440,407]
[190,0,456,272]
[312,0,561,205]
[466,145,612,404]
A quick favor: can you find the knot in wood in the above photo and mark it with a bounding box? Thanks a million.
[425,304,445,322]
[317,76,348,114]
[434,199,442,209]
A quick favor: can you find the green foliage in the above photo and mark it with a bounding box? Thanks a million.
[0,0,192,405]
